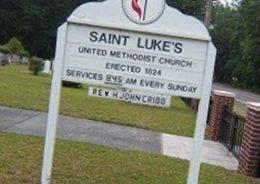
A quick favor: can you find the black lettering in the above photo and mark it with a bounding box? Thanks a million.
[126,78,137,85]
[110,51,120,58]
[153,40,162,51]
[137,38,145,49]
[104,90,109,97]
[112,92,118,98]
[89,31,98,42]
[66,69,72,76]
[174,43,183,54]
[98,89,103,96]
[162,41,171,52]
[99,33,107,44]
[92,88,97,95]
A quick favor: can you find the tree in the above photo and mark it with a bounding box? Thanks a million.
[237,0,260,90]
[211,5,240,82]
[166,0,206,20]
[4,37,24,54]
[0,0,89,58]
[0,45,11,54]
[28,57,44,75]
[211,0,260,92]
[0,37,29,57]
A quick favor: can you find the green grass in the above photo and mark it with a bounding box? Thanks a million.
[233,101,247,118]
[0,132,259,184]
[0,66,196,137]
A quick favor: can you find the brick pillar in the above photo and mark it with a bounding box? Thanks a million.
[191,99,199,112]
[207,90,235,141]
[238,103,260,177]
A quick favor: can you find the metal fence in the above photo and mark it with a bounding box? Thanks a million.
[181,97,192,106]
[217,106,245,158]
[206,97,213,124]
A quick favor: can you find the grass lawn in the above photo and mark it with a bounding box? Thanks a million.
[0,132,259,184]
[0,66,196,137]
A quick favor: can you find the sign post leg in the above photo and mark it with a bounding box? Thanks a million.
[187,43,216,184]
[41,24,67,184]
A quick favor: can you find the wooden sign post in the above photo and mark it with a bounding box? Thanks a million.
[41,0,216,183]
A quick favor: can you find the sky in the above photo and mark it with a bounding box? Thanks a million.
[219,0,233,6]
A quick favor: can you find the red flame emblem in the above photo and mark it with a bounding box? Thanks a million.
[131,0,142,19]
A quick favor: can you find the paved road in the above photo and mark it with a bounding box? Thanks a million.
[0,106,238,170]
[213,83,260,103]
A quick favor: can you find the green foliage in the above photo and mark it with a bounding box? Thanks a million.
[18,50,30,58]
[4,37,24,54]
[166,0,206,19]
[238,0,260,91]
[0,0,91,58]
[212,0,260,92]
[0,45,11,54]
[211,5,239,82]
[0,37,29,56]
[28,57,44,75]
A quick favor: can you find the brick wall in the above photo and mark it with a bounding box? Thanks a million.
[238,103,260,177]
[207,90,235,141]
[190,99,199,112]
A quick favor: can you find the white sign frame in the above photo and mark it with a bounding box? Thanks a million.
[41,1,216,184]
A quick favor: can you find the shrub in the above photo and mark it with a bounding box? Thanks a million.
[18,51,30,58]
[0,45,11,54]
[28,57,44,75]
[4,37,24,54]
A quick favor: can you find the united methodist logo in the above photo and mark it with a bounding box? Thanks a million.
[122,0,166,24]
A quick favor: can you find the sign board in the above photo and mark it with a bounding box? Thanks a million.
[88,86,171,108]
[63,24,207,99]
[41,1,216,184]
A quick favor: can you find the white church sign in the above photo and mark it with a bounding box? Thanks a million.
[41,0,216,184]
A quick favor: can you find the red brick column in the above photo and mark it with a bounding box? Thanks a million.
[207,90,235,141]
[238,103,260,177]
[191,99,199,112]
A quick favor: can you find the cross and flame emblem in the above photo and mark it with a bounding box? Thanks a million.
[131,0,148,20]
[123,0,165,24]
